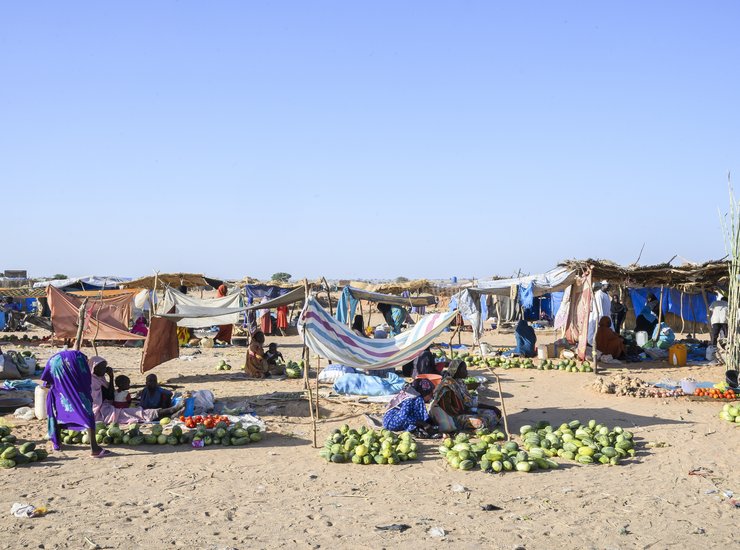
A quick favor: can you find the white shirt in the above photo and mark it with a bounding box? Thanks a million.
[591,289,612,321]
[709,300,728,324]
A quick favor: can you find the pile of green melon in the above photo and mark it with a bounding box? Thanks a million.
[0,426,49,468]
[284,360,303,379]
[439,430,556,473]
[319,425,418,465]
[519,420,635,465]
[59,420,262,448]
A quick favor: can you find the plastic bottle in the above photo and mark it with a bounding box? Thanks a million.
[34,385,49,420]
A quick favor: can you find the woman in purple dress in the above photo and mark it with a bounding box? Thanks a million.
[41,350,108,457]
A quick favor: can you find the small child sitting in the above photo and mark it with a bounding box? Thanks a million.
[138,374,173,410]
[265,343,284,366]
[113,375,132,409]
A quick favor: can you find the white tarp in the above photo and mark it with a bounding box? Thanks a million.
[469,267,576,298]
[158,286,243,328]
[33,276,131,289]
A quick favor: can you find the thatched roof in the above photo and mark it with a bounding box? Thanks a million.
[559,258,729,289]
[121,273,224,290]
[348,279,433,294]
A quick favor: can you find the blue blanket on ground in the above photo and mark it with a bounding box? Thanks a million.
[333,372,406,396]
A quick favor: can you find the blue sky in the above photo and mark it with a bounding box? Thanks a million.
[2,2,738,281]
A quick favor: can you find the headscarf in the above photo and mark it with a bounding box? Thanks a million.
[386,378,432,410]
[89,356,107,371]
[596,316,625,358]
[411,377,434,399]
[217,284,228,297]
[446,359,466,379]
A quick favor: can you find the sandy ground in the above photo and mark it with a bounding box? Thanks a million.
[0,320,737,550]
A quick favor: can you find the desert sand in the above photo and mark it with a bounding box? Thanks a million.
[0,319,737,550]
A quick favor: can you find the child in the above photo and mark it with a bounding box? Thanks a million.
[138,374,173,410]
[265,343,284,366]
[113,375,132,409]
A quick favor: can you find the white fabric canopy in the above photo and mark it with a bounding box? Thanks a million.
[158,286,243,328]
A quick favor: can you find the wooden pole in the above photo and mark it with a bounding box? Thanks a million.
[73,298,89,351]
[700,287,711,335]
[302,279,317,447]
[657,285,665,332]
[321,277,333,316]
[489,370,511,440]
[679,290,686,335]
[315,355,320,420]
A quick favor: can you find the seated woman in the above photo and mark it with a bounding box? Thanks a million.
[401,347,437,378]
[90,357,182,424]
[635,294,660,336]
[595,316,626,359]
[244,331,284,377]
[383,378,436,435]
[429,359,500,433]
[503,320,537,357]
[351,315,366,338]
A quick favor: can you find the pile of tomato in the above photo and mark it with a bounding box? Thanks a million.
[694,387,736,399]
[179,414,231,429]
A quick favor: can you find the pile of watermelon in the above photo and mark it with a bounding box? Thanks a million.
[519,420,635,465]
[319,425,418,465]
[284,360,303,379]
[439,430,557,473]
[58,420,263,448]
[0,426,49,468]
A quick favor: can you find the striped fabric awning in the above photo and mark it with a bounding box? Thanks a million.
[299,295,456,371]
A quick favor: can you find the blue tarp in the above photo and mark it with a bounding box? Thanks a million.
[335,287,359,325]
[333,372,406,396]
[629,288,716,325]
[244,285,294,303]
[518,282,534,310]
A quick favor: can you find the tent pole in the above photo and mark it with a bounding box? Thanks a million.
[315,355,320,420]
[302,279,318,447]
[679,290,685,335]
[657,285,665,331]
[489,370,511,441]
[321,277,333,316]
[73,298,89,351]
[700,287,711,335]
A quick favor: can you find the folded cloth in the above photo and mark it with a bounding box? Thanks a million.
[333,372,406,396]
[2,379,38,391]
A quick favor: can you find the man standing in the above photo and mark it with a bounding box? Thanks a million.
[709,292,729,346]
[611,294,627,335]
[588,281,612,345]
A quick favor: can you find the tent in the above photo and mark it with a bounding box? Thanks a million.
[158,286,243,328]
[33,276,131,291]
[46,285,143,341]
[453,267,577,343]
[299,295,456,370]
[334,285,437,325]
[121,273,224,290]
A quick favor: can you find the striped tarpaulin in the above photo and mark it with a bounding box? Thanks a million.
[299,296,456,370]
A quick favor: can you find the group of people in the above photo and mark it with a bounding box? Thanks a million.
[244,330,285,378]
[42,350,182,457]
[383,350,501,437]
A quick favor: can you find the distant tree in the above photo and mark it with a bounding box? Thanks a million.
[271,272,292,283]
[395,276,410,284]
[52,274,68,280]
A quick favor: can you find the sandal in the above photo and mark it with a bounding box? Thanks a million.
[90,448,111,459]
